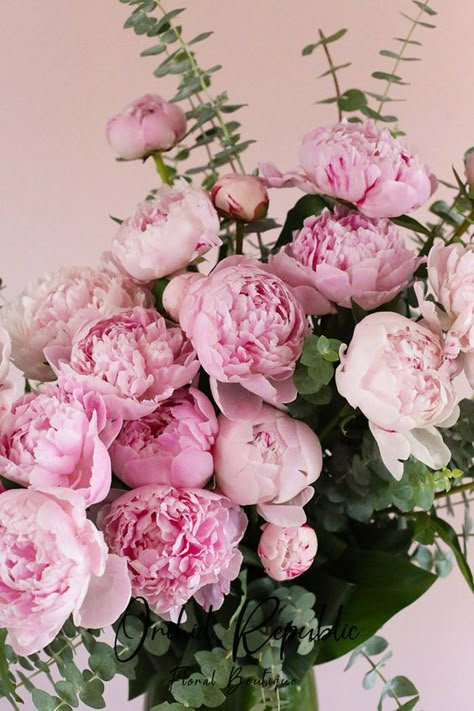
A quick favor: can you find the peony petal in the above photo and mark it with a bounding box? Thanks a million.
[74,555,131,629]
[210,378,263,420]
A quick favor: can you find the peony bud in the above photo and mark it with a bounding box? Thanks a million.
[211,173,269,222]
[106,94,186,160]
[258,523,318,581]
[464,149,474,188]
[162,272,205,322]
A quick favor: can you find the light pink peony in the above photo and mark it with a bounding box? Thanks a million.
[0,487,131,655]
[0,327,15,420]
[416,240,474,387]
[47,307,200,420]
[98,485,247,621]
[211,173,269,222]
[179,256,310,420]
[106,94,186,160]
[0,267,151,382]
[258,523,318,581]
[271,207,421,314]
[111,181,221,283]
[336,312,461,479]
[0,379,119,506]
[110,387,218,489]
[162,272,205,322]
[214,404,322,526]
[261,121,435,218]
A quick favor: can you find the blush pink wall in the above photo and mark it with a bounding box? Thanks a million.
[1,1,473,709]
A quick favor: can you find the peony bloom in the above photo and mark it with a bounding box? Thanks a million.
[0,267,151,382]
[106,94,186,160]
[0,379,119,506]
[0,327,15,420]
[211,173,269,222]
[110,387,218,489]
[336,312,461,479]
[260,121,435,218]
[162,272,205,322]
[271,207,421,314]
[47,307,200,420]
[416,240,474,387]
[111,181,221,283]
[258,523,318,581]
[0,487,131,655]
[214,404,322,526]
[179,256,310,419]
[98,485,247,621]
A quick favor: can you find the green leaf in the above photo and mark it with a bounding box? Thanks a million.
[273,195,328,252]
[337,89,367,112]
[302,28,347,56]
[0,629,22,703]
[319,62,351,78]
[171,674,205,706]
[372,71,409,85]
[314,550,437,663]
[151,704,190,711]
[401,13,436,28]
[140,42,167,56]
[88,646,116,682]
[394,37,422,45]
[379,49,420,61]
[361,636,389,656]
[54,680,79,707]
[308,360,334,388]
[32,689,63,711]
[154,8,185,34]
[390,214,431,236]
[79,671,105,709]
[414,513,474,591]
[412,1,437,15]
[360,106,398,122]
[317,335,343,362]
[189,31,214,45]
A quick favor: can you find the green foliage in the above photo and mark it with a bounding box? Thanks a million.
[345,636,420,709]
[272,194,328,252]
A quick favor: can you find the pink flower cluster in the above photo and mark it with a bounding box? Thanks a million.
[0,110,453,658]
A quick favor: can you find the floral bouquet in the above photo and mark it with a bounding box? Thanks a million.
[0,1,472,710]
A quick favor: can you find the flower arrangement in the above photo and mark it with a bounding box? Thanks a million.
[0,2,473,710]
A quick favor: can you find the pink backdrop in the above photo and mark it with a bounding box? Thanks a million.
[1,1,473,709]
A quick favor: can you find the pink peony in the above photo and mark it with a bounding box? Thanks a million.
[0,327,15,420]
[211,173,269,222]
[0,487,131,655]
[261,121,435,218]
[258,523,318,581]
[336,312,461,479]
[98,485,247,621]
[214,404,322,526]
[0,379,119,506]
[179,256,310,420]
[416,240,474,387]
[0,267,151,382]
[271,207,421,314]
[47,307,200,420]
[106,94,186,160]
[110,387,218,489]
[111,181,221,283]
[162,272,205,322]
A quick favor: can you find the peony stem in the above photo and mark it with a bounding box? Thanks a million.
[235,221,245,255]
[153,152,173,186]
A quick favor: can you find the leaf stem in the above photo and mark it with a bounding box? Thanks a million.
[235,222,245,254]
[360,652,403,709]
[152,152,172,185]
[318,29,342,121]
[434,481,474,501]
[375,0,432,116]
[319,403,353,443]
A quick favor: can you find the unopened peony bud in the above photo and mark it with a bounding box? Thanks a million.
[258,523,318,581]
[211,173,269,222]
[106,94,186,160]
[162,272,205,322]
[464,149,474,187]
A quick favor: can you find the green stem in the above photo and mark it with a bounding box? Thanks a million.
[446,203,474,244]
[153,152,172,185]
[319,403,353,443]
[434,481,474,501]
[361,653,403,709]
[235,221,245,255]
[318,29,343,122]
[375,0,432,116]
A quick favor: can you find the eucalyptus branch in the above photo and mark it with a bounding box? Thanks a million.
[360,652,403,709]
[434,481,474,501]
[375,0,434,116]
[318,29,343,121]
